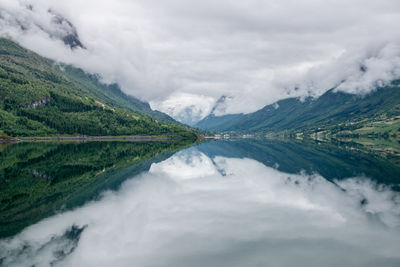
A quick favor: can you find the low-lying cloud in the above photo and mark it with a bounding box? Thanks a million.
[1,149,400,267]
[150,92,215,125]
[1,0,400,121]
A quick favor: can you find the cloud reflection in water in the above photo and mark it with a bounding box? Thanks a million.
[1,148,400,267]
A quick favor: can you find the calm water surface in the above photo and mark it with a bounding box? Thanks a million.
[1,139,400,267]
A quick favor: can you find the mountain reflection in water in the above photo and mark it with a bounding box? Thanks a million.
[1,139,400,267]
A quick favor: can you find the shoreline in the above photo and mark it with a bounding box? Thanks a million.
[0,135,195,143]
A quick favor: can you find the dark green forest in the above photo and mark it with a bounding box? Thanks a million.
[0,38,196,139]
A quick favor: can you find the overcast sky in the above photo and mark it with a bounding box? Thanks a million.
[1,0,400,122]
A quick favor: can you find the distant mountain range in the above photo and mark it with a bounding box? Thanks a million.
[196,82,400,137]
[2,36,399,139]
[0,38,196,139]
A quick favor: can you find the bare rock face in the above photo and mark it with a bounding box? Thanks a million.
[0,4,85,50]
[47,9,85,49]
[25,97,51,109]
[209,95,232,116]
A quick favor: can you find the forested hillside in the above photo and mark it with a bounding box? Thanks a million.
[196,82,400,137]
[0,38,196,139]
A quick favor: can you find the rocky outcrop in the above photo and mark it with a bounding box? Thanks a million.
[25,97,50,109]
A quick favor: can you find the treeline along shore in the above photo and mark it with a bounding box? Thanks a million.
[0,135,200,143]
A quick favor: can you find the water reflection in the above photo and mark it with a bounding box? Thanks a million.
[0,141,191,238]
[198,139,400,187]
[1,140,400,267]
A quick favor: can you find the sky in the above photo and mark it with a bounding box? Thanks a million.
[1,148,400,266]
[1,0,400,123]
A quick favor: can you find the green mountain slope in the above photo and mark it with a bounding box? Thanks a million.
[196,82,400,135]
[0,38,195,139]
[62,67,175,122]
[196,113,244,132]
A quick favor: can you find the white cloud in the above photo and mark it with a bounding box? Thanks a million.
[1,0,400,121]
[149,149,218,179]
[150,93,215,125]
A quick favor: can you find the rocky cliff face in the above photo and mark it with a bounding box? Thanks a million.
[0,5,85,50]
[24,97,51,109]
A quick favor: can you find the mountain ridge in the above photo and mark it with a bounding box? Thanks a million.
[0,38,196,139]
[195,83,400,136]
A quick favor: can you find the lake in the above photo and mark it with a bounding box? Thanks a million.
[1,139,400,267]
